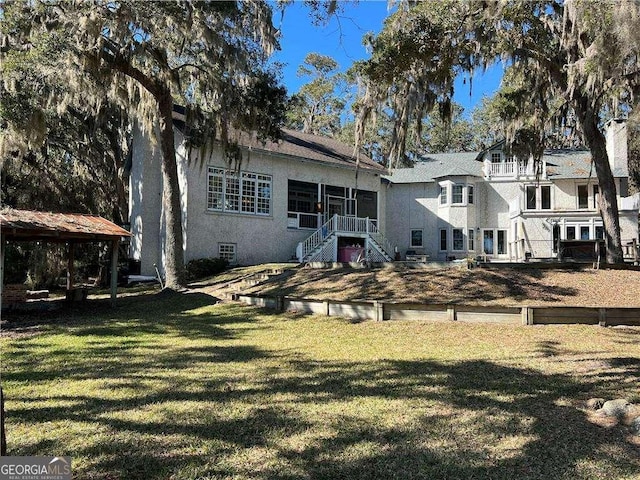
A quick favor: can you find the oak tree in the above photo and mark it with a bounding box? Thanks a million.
[1,1,287,288]
[356,0,640,262]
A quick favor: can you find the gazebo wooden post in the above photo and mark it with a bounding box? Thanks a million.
[67,241,75,296]
[0,234,5,310]
[110,239,119,307]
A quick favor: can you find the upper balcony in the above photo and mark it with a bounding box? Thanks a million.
[483,159,547,181]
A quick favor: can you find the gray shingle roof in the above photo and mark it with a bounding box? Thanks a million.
[383,153,483,183]
[544,149,628,178]
[236,128,385,173]
[384,149,628,184]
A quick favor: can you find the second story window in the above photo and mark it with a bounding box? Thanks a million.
[541,185,551,209]
[440,182,474,206]
[526,185,537,210]
[440,185,448,205]
[578,184,589,209]
[525,185,552,210]
[452,185,464,204]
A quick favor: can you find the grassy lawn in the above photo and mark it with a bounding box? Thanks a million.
[2,291,640,479]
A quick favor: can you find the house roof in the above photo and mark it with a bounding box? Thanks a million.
[0,209,131,242]
[383,152,482,184]
[543,149,628,179]
[384,148,628,184]
[172,107,383,173]
[235,128,385,173]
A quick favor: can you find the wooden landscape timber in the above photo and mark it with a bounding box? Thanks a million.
[234,293,640,326]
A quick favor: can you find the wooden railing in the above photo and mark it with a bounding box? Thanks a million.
[485,160,546,179]
[296,215,394,262]
[490,162,516,176]
[296,215,336,261]
[287,212,318,229]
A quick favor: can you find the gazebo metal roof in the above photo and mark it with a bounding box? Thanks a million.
[0,209,130,242]
[0,209,132,307]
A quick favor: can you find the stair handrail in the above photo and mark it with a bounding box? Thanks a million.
[298,215,395,262]
[367,218,394,259]
[299,214,337,261]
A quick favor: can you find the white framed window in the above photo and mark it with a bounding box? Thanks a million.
[595,225,604,239]
[482,229,507,255]
[525,184,552,210]
[541,186,551,209]
[577,184,589,209]
[580,226,590,240]
[468,229,475,251]
[410,229,423,248]
[467,185,474,205]
[526,185,537,210]
[497,230,506,254]
[208,167,272,215]
[491,152,502,163]
[483,230,494,255]
[452,228,464,251]
[576,184,600,210]
[225,173,240,212]
[564,221,603,241]
[207,168,224,210]
[452,185,464,204]
[439,229,448,251]
[257,175,271,214]
[440,185,448,205]
[241,173,256,213]
[218,243,237,264]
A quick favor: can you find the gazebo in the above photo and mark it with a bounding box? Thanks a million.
[0,209,131,307]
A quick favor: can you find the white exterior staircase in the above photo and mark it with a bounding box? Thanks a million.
[296,214,394,263]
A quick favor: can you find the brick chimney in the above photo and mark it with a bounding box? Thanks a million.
[605,118,628,172]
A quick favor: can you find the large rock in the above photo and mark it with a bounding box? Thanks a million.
[600,399,631,418]
[586,398,606,410]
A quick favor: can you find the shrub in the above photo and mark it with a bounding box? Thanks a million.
[185,257,228,281]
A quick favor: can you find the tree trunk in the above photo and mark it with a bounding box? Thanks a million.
[157,92,186,288]
[578,110,624,264]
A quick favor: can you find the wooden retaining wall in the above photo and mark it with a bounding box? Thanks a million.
[234,294,640,326]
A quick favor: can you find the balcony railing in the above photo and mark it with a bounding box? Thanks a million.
[484,160,546,180]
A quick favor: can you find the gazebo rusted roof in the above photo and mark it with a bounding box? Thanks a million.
[0,209,132,307]
[0,209,130,242]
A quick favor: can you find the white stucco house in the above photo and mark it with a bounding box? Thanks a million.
[129,113,391,277]
[130,116,638,274]
[383,119,639,262]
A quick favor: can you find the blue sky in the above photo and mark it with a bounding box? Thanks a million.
[271,1,504,117]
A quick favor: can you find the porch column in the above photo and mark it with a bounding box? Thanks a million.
[110,238,119,307]
[317,183,323,228]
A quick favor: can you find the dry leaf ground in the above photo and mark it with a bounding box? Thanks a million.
[241,264,640,307]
